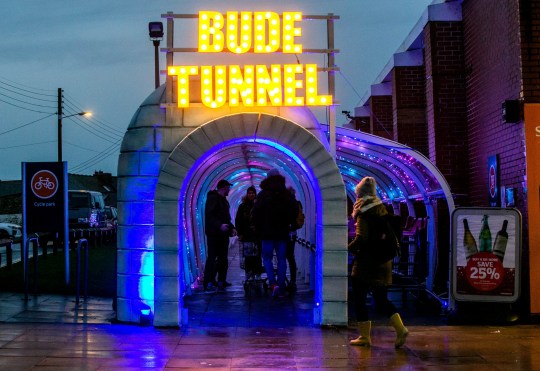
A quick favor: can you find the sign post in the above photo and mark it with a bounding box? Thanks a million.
[22,162,69,284]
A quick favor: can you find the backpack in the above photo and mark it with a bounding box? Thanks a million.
[366,213,402,263]
[294,201,305,230]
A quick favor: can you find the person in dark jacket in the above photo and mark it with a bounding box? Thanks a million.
[252,169,298,297]
[204,179,236,291]
[235,186,263,275]
[286,186,301,293]
[348,176,408,348]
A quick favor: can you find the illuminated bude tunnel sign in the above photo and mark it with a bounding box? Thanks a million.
[168,11,333,108]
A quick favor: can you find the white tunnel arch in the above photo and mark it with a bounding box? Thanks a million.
[151,113,347,327]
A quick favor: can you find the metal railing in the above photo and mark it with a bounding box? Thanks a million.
[293,236,316,252]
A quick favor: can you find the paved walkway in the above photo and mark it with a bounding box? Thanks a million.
[1,248,540,369]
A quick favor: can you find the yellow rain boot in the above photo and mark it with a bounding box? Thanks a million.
[349,321,371,347]
[390,313,408,349]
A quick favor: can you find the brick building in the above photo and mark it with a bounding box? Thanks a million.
[349,0,540,318]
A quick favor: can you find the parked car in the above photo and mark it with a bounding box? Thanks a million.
[0,222,22,240]
[104,206,118,227]
[68,190,107,228]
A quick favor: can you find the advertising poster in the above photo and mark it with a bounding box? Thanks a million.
[452,208,521,303]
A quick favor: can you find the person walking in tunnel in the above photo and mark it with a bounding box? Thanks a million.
[348,176,409,348]
[252,169,298,298]
[204,179,236,291]
[286,186,304,293]
[235,186,263,276]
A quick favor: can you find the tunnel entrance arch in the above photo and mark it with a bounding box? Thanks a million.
[152,113,347,326]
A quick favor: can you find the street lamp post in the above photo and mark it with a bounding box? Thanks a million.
[149,22,164,89]
[57,88,91,163]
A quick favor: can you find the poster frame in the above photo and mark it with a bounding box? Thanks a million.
[451,207,522,303]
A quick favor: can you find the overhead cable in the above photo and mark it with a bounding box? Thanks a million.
[0,113,56,137]
[0,76,56,96]
[64,94,125,135]
[0,140,56,150]
[69,140,121,173]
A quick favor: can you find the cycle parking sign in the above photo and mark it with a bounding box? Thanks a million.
[23,162,66,234]
[30,170,58,199]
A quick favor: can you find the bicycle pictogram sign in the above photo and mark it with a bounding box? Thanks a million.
[31,170,58,199]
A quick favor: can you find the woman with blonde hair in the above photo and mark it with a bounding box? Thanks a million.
[348,176,408,348]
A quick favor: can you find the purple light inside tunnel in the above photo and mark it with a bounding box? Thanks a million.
[177,136,322,298]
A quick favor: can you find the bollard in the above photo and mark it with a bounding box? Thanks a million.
[23,236,40,302]
[0,239,13,269]
[75,238,89,305]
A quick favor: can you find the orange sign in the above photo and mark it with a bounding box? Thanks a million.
[524,104,540,313]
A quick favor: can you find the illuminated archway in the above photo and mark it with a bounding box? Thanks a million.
[151,113,347,326]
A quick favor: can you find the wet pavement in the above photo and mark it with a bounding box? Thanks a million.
[1,248,540,369]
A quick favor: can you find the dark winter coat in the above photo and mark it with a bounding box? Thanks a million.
[252,175,298,240]
[235,198,256,242]
[205,190,233,237]
[347,196,392,286]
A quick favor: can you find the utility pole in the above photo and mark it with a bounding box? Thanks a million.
[57,88,63,162]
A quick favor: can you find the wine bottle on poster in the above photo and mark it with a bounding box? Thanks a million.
[463,218,478,260]
[492,220,509,262]
[478,215,492,252]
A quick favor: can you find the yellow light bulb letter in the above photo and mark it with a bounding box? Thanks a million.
[199,11,224,53]
[283,63,303,106]
[282,12,302,54]
[256,64,282,106]
[229,65,255,107]
[169,66,199,108]
[201,66,227,108]
[253,12,280,54]
[305,64,332,106]
[226,11,253,54]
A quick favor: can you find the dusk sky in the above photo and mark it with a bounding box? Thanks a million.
[0,0,434,180]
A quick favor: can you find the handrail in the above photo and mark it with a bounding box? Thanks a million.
[293,235,316,252]
[75,238,89,305]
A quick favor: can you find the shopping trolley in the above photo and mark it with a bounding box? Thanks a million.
[238,240,265,295]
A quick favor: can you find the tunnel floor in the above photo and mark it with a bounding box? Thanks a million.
[184,245,316,327]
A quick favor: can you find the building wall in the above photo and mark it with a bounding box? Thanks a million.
[393,65,428,156]
[521,0,540,105]
[462,0,524,210]
[354,0,540,315]
[424,21,469,199]
[369,95,393,140]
